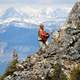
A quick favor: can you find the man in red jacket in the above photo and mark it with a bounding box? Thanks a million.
[38,24,49,49]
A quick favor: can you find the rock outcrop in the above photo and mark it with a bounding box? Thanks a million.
[4,1,80,80]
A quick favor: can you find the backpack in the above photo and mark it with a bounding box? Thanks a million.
[41,32,49,44]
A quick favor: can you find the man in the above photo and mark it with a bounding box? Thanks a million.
[38,24,49,49]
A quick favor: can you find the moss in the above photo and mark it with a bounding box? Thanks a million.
[70,64,80,80]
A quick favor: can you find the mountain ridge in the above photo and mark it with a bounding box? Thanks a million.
[4,1,80,80]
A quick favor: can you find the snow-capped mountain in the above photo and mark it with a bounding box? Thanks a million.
[0,7,23,19]
[0,7,69,25]
[0,7,29,24]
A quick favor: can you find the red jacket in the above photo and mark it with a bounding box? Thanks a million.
[38,29,49,43]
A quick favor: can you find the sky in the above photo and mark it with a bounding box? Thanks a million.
[0,0,76,5]
[0,0,76,7]
[0,0,76,14]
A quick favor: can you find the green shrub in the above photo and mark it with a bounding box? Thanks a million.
[0,76,4,80]
[3,60,19,78]
[70,64,80,80]
[51,63,68,80]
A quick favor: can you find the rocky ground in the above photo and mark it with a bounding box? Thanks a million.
[4,1,80,80]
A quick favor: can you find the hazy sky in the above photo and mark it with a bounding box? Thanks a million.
[0,0,76,5]
[0,0,76,16]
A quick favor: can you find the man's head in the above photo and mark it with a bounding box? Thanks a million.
[39,24,44,30]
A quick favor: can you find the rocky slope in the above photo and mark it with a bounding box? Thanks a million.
[4,1,80,80]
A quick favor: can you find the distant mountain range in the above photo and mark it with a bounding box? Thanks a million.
[0,7,69,25]
[0,7,67,33]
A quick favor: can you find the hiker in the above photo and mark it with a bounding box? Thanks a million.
[38,24,49,49]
